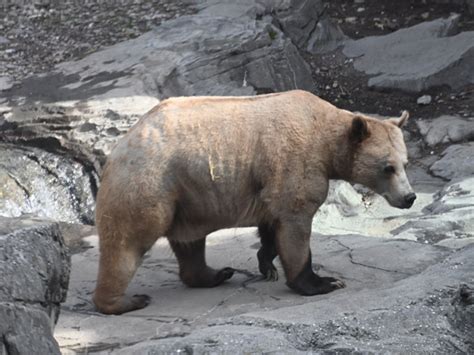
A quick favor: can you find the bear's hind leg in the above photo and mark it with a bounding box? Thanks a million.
[169,238,235,288]
[257,223,279,281]
[93,240,151,315]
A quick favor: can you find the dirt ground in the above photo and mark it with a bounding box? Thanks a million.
[308,0,474,123]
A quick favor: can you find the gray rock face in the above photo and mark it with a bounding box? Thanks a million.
[417,115,474,146]
[269,0,347,53]
[343,15,474,93]
[0,144,96,224]
[0,217,70,355]
[430,143,474,180]
[6,0,314,105]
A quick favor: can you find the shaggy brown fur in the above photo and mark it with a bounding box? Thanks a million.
[93,90,415,314]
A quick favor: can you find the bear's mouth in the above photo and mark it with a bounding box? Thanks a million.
[381,193,408,209]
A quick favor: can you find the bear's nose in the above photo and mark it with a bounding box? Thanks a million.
[404,193,417,208]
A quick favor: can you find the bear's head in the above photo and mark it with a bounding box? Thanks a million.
[349,111,416,209]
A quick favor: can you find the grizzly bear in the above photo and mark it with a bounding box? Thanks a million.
[93,90,416,314]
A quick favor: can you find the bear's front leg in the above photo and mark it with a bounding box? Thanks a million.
[257,223,279,281]
[275,216,345,295]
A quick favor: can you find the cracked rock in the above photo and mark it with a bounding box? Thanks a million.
[0,143,96,224]
[417,115,474,146]
[270,0,347,53]
[430,143,474,180]
[0,216,70,355]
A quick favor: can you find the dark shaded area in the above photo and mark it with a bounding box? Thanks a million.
[4,70,130,104]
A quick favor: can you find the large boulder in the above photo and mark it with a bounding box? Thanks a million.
[266,0,346,53]
[343,15,474,93]
[430,143,474,180]
[0,217,70,355]
[417,115,474,147]
[0,143,96,224]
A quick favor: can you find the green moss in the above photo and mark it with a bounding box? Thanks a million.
[268,28,277,41]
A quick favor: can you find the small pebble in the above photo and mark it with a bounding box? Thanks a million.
[417,95,432,105]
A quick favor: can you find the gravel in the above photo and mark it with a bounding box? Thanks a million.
[0,0,196,83]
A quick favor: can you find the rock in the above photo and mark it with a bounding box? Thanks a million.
[0,216,70,355]
[237,246,474,354]
[0,76,13,91]
[417,115,474,146]
[0,143,96,224]
[55,227,473,353]
[343,15,474,93]
[345,17,357,24]
[390,176,474,243]
[319,181,364,217]
[6,1,314,106]
[417,94,432,105]
[271,0,347,53]
[430,143,474,180]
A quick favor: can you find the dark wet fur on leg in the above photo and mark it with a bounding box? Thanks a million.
[287,252,345,295]
[257,223,279,281]
[169,239,235,288]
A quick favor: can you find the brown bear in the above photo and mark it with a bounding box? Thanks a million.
[93,90,416,314]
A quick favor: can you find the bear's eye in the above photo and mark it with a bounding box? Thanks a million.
[384,165,396,174]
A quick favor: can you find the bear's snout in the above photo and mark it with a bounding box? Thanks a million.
[403,192,417,208]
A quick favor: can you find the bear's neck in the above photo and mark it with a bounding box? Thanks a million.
[322,115,355,182]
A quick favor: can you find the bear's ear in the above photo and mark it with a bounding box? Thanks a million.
[350,116,370,143]
[388,110,409,128]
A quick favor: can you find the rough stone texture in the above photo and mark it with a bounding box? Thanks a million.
[0,76,13,91]
[343,15,474,93]
[430,143,474,180]
[55,228,473,354]
[5,0,314,107]
[268,0,347,53]
[391,177,474,243]
[417,115,474,146]
[0,143,96,224]
[0,217,71,355]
